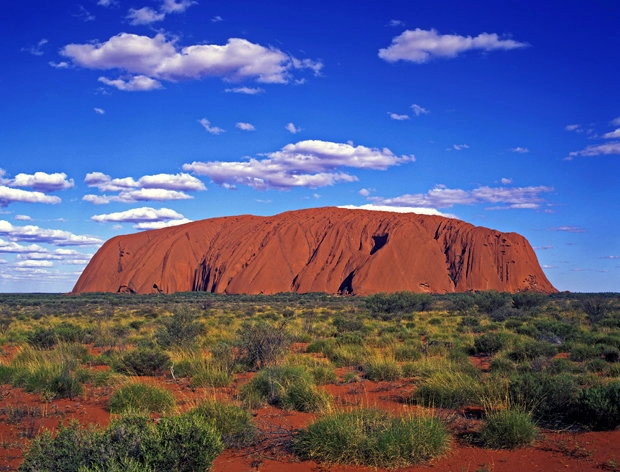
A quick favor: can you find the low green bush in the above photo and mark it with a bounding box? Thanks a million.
[480,408,538,449]
[573,381,620,430]
[117,348,171,376]
[363,357,402,382]
[411,369,483,409]
[19,413,223,472]
[294,409,449,468]
[108,383,176,415]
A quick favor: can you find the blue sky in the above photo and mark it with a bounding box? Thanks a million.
[1,0,619,293]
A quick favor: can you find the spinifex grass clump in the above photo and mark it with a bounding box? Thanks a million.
[108,382,176,415]
[479,408,538,449]
[240,364,331,412]
[294,409,449,468]
[189,400,258,447]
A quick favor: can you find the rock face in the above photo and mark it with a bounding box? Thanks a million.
[72,207,557,295]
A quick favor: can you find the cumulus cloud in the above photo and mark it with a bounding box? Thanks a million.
[83,172,205,203]
[338,204,452,217]
[236,122,255,131]
[285,122,302,134]
[0,186,61,207]
[568,142,620,158]
[411,104,429,116]
[199,118,225,135]
[183,139,414,190]
[61,33,322,89]
[94,107,105,114]
[91,207,190,229]
[9,172,74,192]
[225,86,264,94]
[379,28,527,63]
[127,7,165,25]
[602,129,620,139]
[98,75,163,91]
[0,221,102,246]
[369,184,553,210]
[388,112,409,121]
[511,146,529,153]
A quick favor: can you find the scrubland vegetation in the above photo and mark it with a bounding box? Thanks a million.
[0,290,619,470]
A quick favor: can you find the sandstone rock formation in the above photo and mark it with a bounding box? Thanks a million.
[72,207,557,295]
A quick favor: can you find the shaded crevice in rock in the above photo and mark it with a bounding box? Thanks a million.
[338,271,356,295]
[370,234,389,255]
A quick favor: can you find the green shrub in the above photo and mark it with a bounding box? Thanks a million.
[480,409,538,449]
[509,371,578,425]
[473,331,511,355]
[236,320,290,369]
[393,342,423,362]
[474,291,511,315]
[190,400,257,448]
[364,292,433,316]
[155,307,205,348]
[189,362,232,388]
[20,414,223,472]
[512,292,547,310]
[109,383,176,415]
[117,348,171,376]
[27,327,58,349]
[573,381,620,430]
[294,409,449,468]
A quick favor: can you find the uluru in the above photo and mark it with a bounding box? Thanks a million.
[72,207,556,295]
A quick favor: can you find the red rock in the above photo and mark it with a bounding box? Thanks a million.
[72,207,556,295]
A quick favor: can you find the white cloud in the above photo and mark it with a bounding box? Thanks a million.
[359,188,371,197]
[225,86,264,94]
[388,20,404,28]
[183,139,414,190]
[338,204,452,217]
[0,186,61,207]
[388,112,409,121]
[49,61,70,69]
[199,118,225,135]
[15,215,32,221]
[568,141,620,158]
[501,177,512,184]
[127,7,165,25]
[449,144,470,151]
[612,117,620,127]
[511,146,529,153]
[84,172,205,203]
[10,172,74,192]
[549,226,586,233]
[565,124,583,133]
[61,33,322,87]
[91,207,189,228]
[236,122,255,131]
[285,122,302,134]
[16,260,54,268]
[74,5,95,21]
[369,184,553,210]
[0,221,102,246]
[602,129,620,139]
[411,104,429,116]
[97,0,116,6]
[379,28,527,63]
[98,75,162,91]
[211,15,223,22]
[161,0,196,14]
[23,39,48,56]
[94,107,105,114]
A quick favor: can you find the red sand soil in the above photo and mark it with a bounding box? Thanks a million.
[72,207,556,296]
[1,344,618,472]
